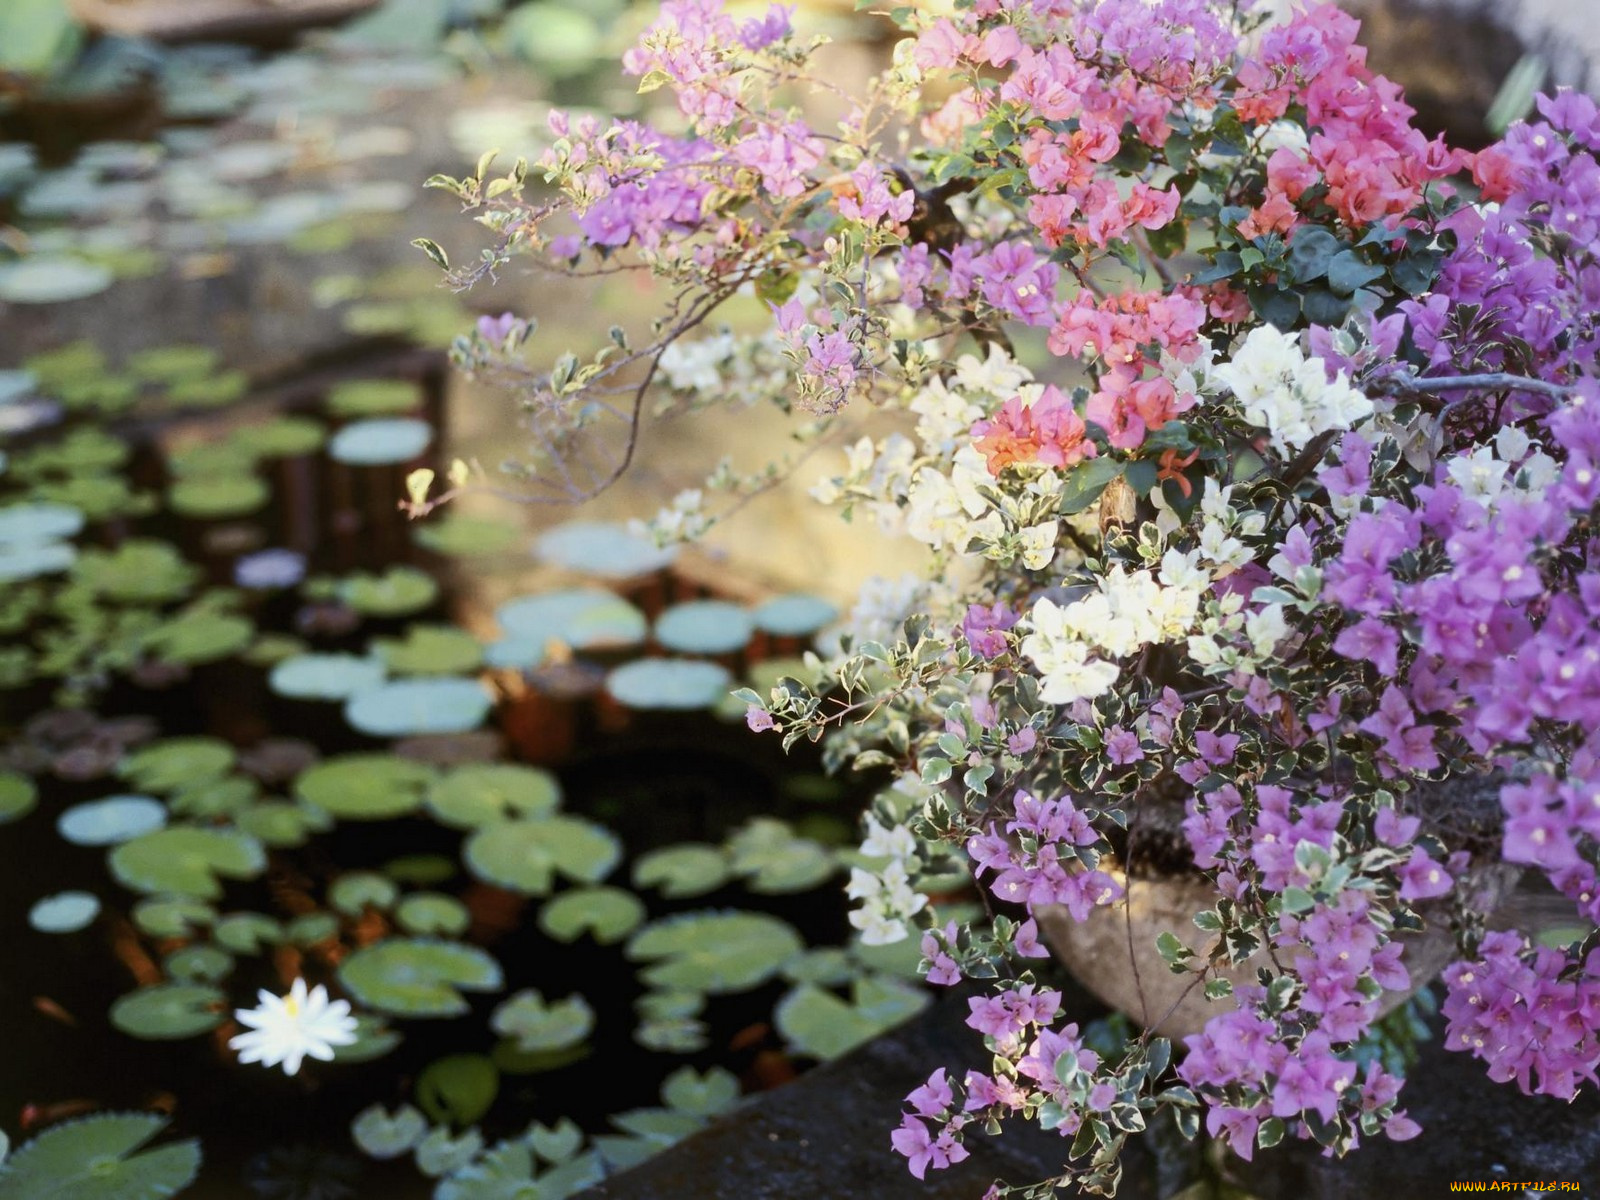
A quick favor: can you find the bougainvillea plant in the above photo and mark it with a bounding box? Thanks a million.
[416,0,1600,1192]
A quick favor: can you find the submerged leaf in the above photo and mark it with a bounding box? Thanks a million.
[416,1053,499,1126]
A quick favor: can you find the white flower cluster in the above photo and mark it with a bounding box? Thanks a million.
[629,488,711,546]
[658,332,736,391]
[1020,558,1206,704]
[1445,424,1560,510]
[1196,480,1266,576]
[847,814,928,945]
[1211,325,1373,453]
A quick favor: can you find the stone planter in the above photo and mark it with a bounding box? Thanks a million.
[1036,859,1521,1041]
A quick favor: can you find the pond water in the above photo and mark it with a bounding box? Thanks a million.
[0,6,933,1197]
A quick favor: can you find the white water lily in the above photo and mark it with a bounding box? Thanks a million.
[229,978,359,1076]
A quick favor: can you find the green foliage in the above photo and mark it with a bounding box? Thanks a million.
[417,1054,501,1126]
[338,938,504,1017]
[0,1113,199,1200]
[626,910,804,993]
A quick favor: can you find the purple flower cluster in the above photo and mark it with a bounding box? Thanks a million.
[967,790,1123,921]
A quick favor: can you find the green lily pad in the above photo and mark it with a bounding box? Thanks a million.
[29,475,154,523]
[0,257,114,304]
[490,990,595,1052]
[338,938,504,1018]
[162,944,233,983]
[534,521,677,578]
[110,983,226,1039]
[605,660,731,710]
[384,853,457,885]
[630,844,730,899]
[372,625,483,675]
[653,601,754,655]
[212,912,282,954]
[752,593,839,637]
[328,417,432,466]
[350,1104,427,1160]
[626,911,804,994]
[165,441,256,479]
[345,678,492,738]
[131,896,215,940]
[726,819,837,893]
[246,416,326,458]
[425,764,561,828]
[661,1065,741,1118]
[412,514,522,558]
[325,378,421,417]
[0,772,38,824]
[527,1118,585,1164]
[396,892,471,936]
[119,738,235,793]
[142,613,254,665]
[0,1112,200,1200]
[492,589,648,661]
[415,1127,484,1179]
[417,1053,500,1127]
[57,795,166,846]
[774,975,929,1060]
[165,370,249,410]
[128,345,219,385]
[0,540,75,582]
[109,827,267,899]
[294,754,436,819]
[168,776,257,819]
[29,891,101,933]
[269,653,387,701]
[330,1014,404,1063]
[339,566,438,617]
[330,871,400,915]
[0,501,83,544]
[234,801,332,848]
[781,947,859,987]
[539,886,645,944]
[285,912,340,946]
[166,476,269,519]
[71,541,198,605]
[462,817,621,895]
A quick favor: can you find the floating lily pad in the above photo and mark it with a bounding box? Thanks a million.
[727,819,837,894]
[425,764,561,828]
[654,601,754,655]
[0,540,76,582]
[247,416,326,458]
[412,514,521,558]
[345,678,493,738]
[163,944,233,983]
[534,521,677,578]
[417,1053,501,1127]
[325,378,420,417]
[494,588,648,658]
[350,1104,427,1160]
[168,776,257,819]
[626,911,804,993]
[339,566,438,617]
[294,754,435,819]
[329,417,432,466]
[0,772,37,824]
[110,983,226,1039]
[286,912,340,946]
[212,912,282,954]
[330,871,400,915]
[236,550,307,591]
[415,1127,484,1178]
[632,844,730,899]
[538,886,645,944]
[0,501,83,544]
[661,1065,741,1118]
[71,541,197,605]
[753,593,839,637]
[32,475,155,523]
[128,345,218,384]
[0,257,114,304]
[781,947,859,987]
[463,817,621,895]
[234,801,331,848]
[371,625,483,675]
[142,612,254,665]
[774,975,929,1060]
[165,441,256,479]
[167,476,268,520]
[491,990,595,1052]
[165,370,249,410]
[57,795,166,846]
[338,938,504,1018]
[396,892,471,936]
[269,653,387,701]
[119,738,234,793]
[132,896,215,940]
[0,1113,200,1200]
[605,660,731,710]
[29,891,101,933]
[329,1014,403,1063]
[109,827,266,899]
